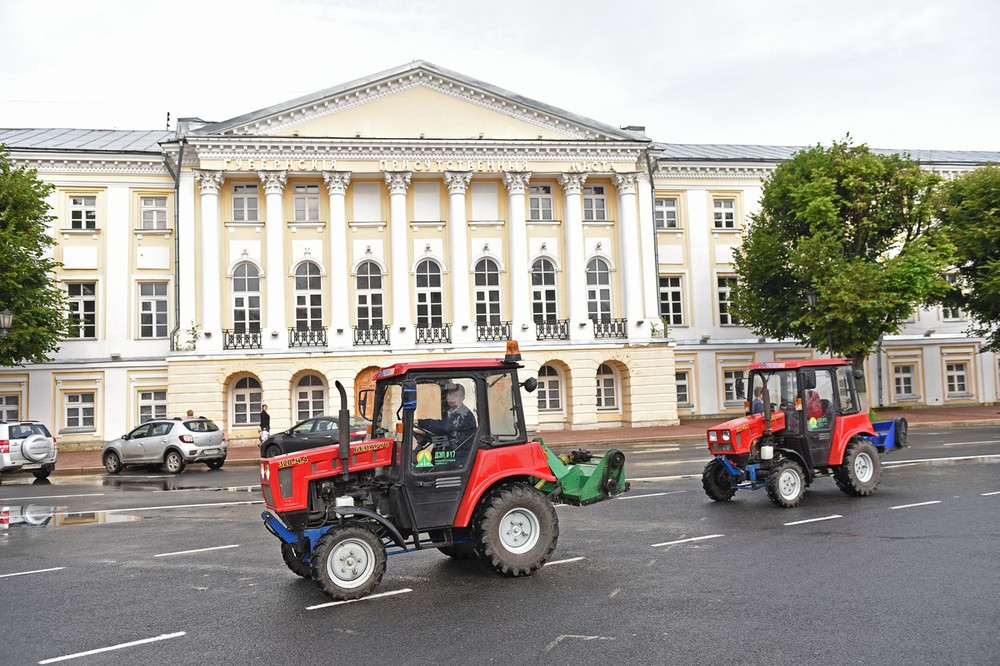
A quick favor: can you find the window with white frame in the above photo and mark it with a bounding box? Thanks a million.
[583,185,607,221]
[1,394,20,421]
[655,197,679,229]
[893,364,917,399]
[675,371,691,407]
[942,274,965,320]
[233,377,262,425]
[713,198,736,229]
[233,262,261,334]
[293,184,321,222]
[139,196,168,230]
[138,282,168,338]
[232,184,259,222]
[596,363,618,410]
[66,282,97,339]
[356,261,384,329]
[138,390,167,423]
[295,374,326,422]
[415,259,443,328]
[718,276,740,325]
[474,258,502,325]
[531,258,558,323]
[723,369,746,405]
[70,195,97,230]
[65,392,95,430]
[586,258,612,322]
[529,185,554,221]
[946,362,969,396]
[294,261,323,331]
[659,275,684,326]
[537,365,562,411]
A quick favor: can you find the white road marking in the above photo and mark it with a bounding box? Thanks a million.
[545,557,584,566]
[307,587,412,610]
[638,459,712,466]
[545,635,615,652]
[890,500,942,510]
[628,474,699,483]
[0,567,65,579]
[982,491,1000,496]
[652,534,724,548]
[154,544,240,558]
[784,514,842,526]
[38,631,185,664]
[609,588,621,598]
[0,493,105,501]
[942,440,999,447]
[53,500,262,516]
[617,490,687,500]
[630,447,680,454]
[884,454,1000,466]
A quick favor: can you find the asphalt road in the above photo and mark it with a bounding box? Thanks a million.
[1,426,998,665]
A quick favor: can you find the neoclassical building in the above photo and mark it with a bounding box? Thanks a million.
[0,61,996,446]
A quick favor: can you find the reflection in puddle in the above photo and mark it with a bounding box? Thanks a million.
[0,505,142,529]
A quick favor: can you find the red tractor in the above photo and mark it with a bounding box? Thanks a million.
[260,343,628,600]
[703,359,907,508]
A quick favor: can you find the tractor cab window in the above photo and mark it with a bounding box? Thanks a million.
[835,366,860,414]
[748,371,791,418]
[375,383,405,448]
[412,377,479,472]
[806,370,835,431]
[485,371,523,446]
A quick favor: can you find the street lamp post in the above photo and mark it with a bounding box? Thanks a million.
[806,292,834,358]
[0,308,11,338]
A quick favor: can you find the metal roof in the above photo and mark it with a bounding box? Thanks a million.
[0,128,172,153]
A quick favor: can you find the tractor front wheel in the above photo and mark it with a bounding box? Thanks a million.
[834,438,881,497]
[702,459,737,502]
[475,484,558,577]
[310,525,386,600]
[766,459,805,508]
[281,542,311,578]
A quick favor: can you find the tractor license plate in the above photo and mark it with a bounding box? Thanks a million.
[202,449,220,455]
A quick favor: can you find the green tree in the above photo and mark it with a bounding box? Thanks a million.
[0,147,66,365]
[935,165,1000,352]
[731,138,953,368]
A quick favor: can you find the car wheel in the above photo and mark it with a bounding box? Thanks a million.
[163,450,186,474]
[834,438,881,497]
[702,458,737,502]
[264,444,282,459]
[32,468,52,480]
[103,451,123,475]
[474,483,559,577]
[310,525,386,600]
[205,459,225,470]
[766,459,805,508]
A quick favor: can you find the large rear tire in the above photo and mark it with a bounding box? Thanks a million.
[766,459,805,508]
[474,484,558,577]
[702,458,737,502]
[834,438,881,496]
[310,525,386,600]
[280,542,311,578]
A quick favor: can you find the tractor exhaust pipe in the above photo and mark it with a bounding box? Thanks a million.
[335,380,350,480]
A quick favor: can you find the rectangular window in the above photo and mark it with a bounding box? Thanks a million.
[676,371,691,407]
[529,185,554,221]
[723,369,746,405]
[893,365,916,399]
[293,184,320,222]
[583,185,607,221]
[65,392,95,430]
[67,282,97,339]
[138,390,167,423]
[1,394,20,421]
[659,276,684,326]
[946,362,969,396]
[713,198,736,229]
[70,195,97,230]
[655,197,678,229]
[140,196,168,230]
[233,184,259,222]
[942,274,964,320]
[138,282,169,338]
[718,276,740,325]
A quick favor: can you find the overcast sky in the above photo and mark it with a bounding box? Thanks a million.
[1,0,997,151]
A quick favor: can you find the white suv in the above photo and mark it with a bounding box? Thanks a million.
[0,421,58,484]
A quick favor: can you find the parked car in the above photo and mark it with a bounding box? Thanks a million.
[102,417,226,475]
[0,420,57,485]
[260,415,368,458]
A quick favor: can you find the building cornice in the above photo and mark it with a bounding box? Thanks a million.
[8,151,171,176]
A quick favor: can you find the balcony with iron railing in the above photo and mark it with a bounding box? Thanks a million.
[353,325,390,346]
[223,329,263,349]
[416,324,452,344]
[535,319,569,341]
[476,321,511,342]
[288,327,327,347]
[593,317,628,339]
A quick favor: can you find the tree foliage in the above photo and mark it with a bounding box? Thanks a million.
[934,165,1000,352]
[731,138,953,365]
[0,147,66,366]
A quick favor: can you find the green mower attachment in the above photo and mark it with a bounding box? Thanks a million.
[535,441,629,505]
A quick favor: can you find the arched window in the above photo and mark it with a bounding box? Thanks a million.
[474,258,502,325]
[596,363,618,410]
[531,258,558,323]
[537,365,562,412]
[294,261,323,331]
[356,261,384,329]
[415,259,443,327]
[233,262,261,334]
[295,374,326,422]
[587,258,612,322]
[233,376,262,425]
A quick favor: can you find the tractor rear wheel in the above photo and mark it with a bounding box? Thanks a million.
[280,542,311,578]
[310,525,386,600]
[702,459,737,502]
[474,484,558,577]
[834,438,881,497]
[766,459,805,508]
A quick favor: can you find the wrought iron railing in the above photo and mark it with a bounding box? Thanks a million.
[476,321,511,342]
[353,325,390,346]
[223,329,262,349]
[288,327,327,347]
[593,317,628,339]
[535,319,569,341]
[416,324,452,344]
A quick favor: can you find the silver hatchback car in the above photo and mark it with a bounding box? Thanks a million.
[102,417,227,474]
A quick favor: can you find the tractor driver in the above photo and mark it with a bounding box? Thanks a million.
[414,383,477,467]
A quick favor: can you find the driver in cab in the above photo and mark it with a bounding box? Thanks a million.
[414,383,477,466]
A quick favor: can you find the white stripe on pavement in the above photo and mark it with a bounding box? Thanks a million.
[890,500,942,510]
[652,534,723,548]
[53,500,262,516]
[629,474,700,483]
[942,440,1000,447]
[154,544,240,558]
[0,493,105,501]
[884,454,1000,466]
[545,557,584,566]
[638,459,713,466]
[38,631,185,664]
[784,514,842,526]
[617,490,687,500]
[307,588,412,610]
[0,567,65,579]
[982,491,1000,496]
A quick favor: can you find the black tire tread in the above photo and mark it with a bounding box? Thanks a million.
[702,458,737,502]
[833,438,881,497]
[766,459,805,508]
[474,483,558,577]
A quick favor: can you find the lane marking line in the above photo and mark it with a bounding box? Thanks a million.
[890,500,942,510]
[629,474,699,483]
[784,514,842,526]
[38,631,185,664]
[545,557,584,566]
[884,454,1000,466]
[1,567,65,579]
[639,459,715,466]
[617,491,687,500]
[52,500,262,516]
[652,534,723,548]
[307,587,412,610]
[0,493,105,501]
[982,491,1000,496]
[154,544,240,558]
[942,440,999,447]
[629,447,681,454]
[545,635,615,652]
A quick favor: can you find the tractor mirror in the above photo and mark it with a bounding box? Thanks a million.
[522,377,538,393]
[401,380,417,412]
[800,369,817,390]
[358,389,372,420]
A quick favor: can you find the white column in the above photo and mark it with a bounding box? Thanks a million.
[615,172,644,338]
[260,170,288,350]
[323,171,351,349]
[636,172,659,328]
[503,171,531,342]
[177,169,197,341]
[386,171,412,338]
[445,171,473,344]
[560,172,591,341]
[194,170,224,351]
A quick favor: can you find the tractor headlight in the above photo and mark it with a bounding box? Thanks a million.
[709,431,718,442]
[722,431,731,442]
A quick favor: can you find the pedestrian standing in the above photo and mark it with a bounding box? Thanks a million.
[259,404,271,442]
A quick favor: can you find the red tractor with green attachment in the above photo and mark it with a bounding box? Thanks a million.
[260,342,628,600]
[703,359,908,508]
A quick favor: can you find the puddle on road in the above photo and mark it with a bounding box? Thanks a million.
[0,505,142,530]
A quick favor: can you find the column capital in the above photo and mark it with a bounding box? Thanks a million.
[258,170,288,195]
[323,170,352,195]
[444,170,473,195]
[560,172,589,195]
[385,171,412,195]
[614,172,640,195]
[503,171,532,195]
[194,169,225,195]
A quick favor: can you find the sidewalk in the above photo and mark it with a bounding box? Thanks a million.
[51,403,1000,475]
